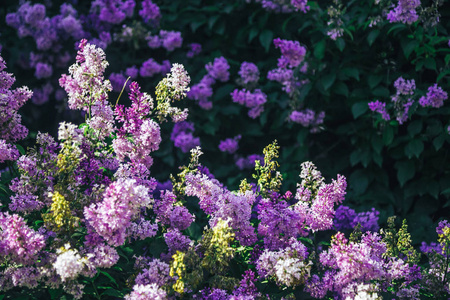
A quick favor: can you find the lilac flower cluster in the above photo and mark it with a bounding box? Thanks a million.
[90,0,135,25]
[139,0,161,25]
[257,237,311,286]
[252,0,310,13]
[418,84,448,108]
[235,154,264,170]
[187,43,202,58]
[0,54,32,145]
[84,178,153,246]
[289,109,325,133]
[185,172,257,246]
[170,121,201,153]
[114,81,161,168]
[238,62,260,85]
[218,135,241,154]
[0,212,46,265]
[369,77,415,124]
[230,89,267,118]
[370,76,449,125]
[188,57,230,109]
[59,39,115,139]
[368,100,391,121]
[387,0,421,25]
[146,30,183,51]
[268,38,307,95]
[334,205,380,232]
[309,232,420,299]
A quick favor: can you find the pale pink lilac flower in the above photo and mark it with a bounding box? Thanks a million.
[53,246,87,282]
[0,212,46,265]
[84,178,153,246]
[124,283,167,300]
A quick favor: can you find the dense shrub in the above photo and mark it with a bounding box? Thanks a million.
[1,0,450,299]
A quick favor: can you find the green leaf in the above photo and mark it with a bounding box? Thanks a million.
[371,135,383,154]
[349,170,369,195]
[383,126,394,145]
[321,73,336,90]
[101,289,124,297]
[424,57,437,70]
[334,81,349,97]
[407,120,422,137]
[405,139,424,158]
[367,30,380,46]
[372,87,390,97]
[248,27,259,43]
[15,144,26,155]
[395,160,415,186]
[314,40,326,60]
[352,102,368,119]
[401,40,419,59]
[342,68,360,81]
[259,29,273,52]
[433,135,446,151]
[99,270,118,288]
[445,54,450,66]
[336,38,345,51]
[367,74,383,89]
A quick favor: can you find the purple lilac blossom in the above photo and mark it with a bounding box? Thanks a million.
[109,72,128,92]
[368,100,391,121]
[420,241,443,254]
[170,121,200,153]
[139,58,162,77]
[139,0,160,25]
[32,83,54,105]
[238,62,260,85]
[235,154,264,170]
[184,173,257,245]
[134,259,172,287]
[273,38,306,68]
[187,75,214,110]
[218,135,241,154]
[387,0,420,25]
[419,84,448,108]
[0,212,46,265]
[206,56,230,82]
[164,228,192,254]
[231,89,267,118]
[187,43,202,58]
[289,109,325,132]
[0,53,32,143]
[125,66,139,79]
[313,232,420,299]
[159,30,183,51]
[291,0,310,13]
[84,178,153,246]
[114,81,161,167]
[59,40,115,139]
[91,0,135,25]
[34,62,53,79]
[334,205,380,232]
